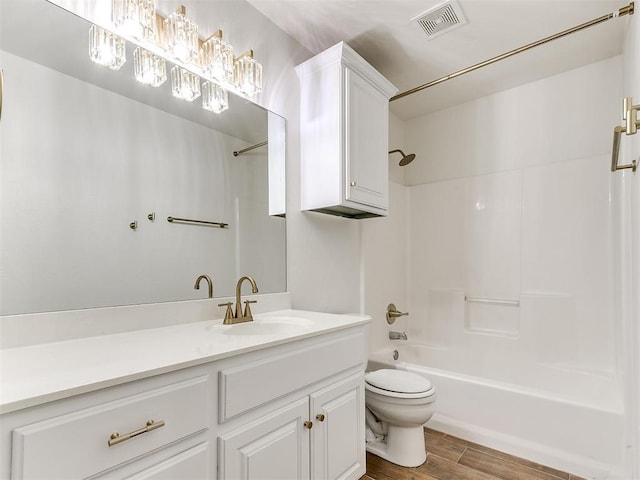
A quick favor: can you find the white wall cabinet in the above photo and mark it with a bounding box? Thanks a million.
[296,42,398,219]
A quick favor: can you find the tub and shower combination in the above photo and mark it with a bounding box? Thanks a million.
[368,341,625,479]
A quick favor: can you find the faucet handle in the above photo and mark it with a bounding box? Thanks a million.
[218,302,234,322]
[386,303,409,324]
[243,300,257,320]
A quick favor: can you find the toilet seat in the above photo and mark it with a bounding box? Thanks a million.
[365,369,435,399]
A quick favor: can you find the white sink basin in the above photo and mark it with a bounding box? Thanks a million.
[209,317,315,336]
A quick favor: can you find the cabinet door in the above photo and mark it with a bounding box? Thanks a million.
[344,67,389,211]
[310,374,365,480]
[218,398,311,480]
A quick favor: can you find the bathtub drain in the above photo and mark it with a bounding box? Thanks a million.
[392,349,399,360]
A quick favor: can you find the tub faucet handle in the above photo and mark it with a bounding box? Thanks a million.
[386,303,409,324]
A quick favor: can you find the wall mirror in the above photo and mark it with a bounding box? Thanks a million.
[0,0,287,315]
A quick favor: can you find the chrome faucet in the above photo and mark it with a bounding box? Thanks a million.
[194,274,213,298]
[389,331,408,341]
[221,276,259,325]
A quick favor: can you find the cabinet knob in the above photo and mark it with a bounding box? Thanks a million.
[315,413,325,422]
[350,181,357,187]
[304,420,313,429]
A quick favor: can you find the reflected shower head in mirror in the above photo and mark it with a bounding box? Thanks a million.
[388,149,416,166]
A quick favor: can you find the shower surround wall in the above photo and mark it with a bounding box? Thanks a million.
[619,10,640,478]
[365,56,626,475]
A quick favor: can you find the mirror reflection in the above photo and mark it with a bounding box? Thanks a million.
[0,1,286,315]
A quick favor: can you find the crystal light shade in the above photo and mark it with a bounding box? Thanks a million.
[171,66,201,101]
[89,25,126,71]
[112,0,155,40]
[134,47,167,86]
[234,52,263,97]
[163,6,199,64]
[202,81,229,113]
[201,32,234,83]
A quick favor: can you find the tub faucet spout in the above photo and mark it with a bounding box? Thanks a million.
[389,331,408,340]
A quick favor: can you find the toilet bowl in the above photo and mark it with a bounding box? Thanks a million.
[365,369,436,467]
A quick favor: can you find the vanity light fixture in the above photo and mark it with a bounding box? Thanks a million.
[201,30,234,83]
[112,0,156,41]
[163,6,199,64]
[234,50,263,96]
[88,2,263,114]
[202,81,229,113]
[171,66,201,101]
[89,25,126,70]
[134,47,167,86]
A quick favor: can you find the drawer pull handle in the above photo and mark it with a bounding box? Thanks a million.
[304,421,313,429]
[108,419,165,447]
[315,413,325,422]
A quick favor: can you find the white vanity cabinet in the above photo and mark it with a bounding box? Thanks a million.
[296,42,398,219]
[4,369,212,480]
[217,328,367,480]
[0,312,370,480]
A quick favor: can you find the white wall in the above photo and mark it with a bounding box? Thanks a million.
[361,182,408,352]
[362,112,409,351]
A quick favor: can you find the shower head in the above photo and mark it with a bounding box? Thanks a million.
[388,149,416,166]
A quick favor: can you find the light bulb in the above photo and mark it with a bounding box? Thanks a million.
[163,6,199,64]
[89,25,126,71]
[134,47,167,87]
[171,66,201,101]
[112,0,155,40]
[202,81,228,113]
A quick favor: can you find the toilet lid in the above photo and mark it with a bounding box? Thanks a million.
[365,369,433,394]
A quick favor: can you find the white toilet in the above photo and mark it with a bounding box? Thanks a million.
[364,369,437,467]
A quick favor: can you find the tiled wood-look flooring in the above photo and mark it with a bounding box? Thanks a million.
[361,428,586,480]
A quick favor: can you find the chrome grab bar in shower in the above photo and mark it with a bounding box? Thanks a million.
[611,96,639,173]
[611,125,637,172]
[464,296,520,307]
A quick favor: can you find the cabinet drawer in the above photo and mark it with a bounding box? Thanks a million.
[12,376,208,480]
[219,332,365,421]
[122,442,210,480]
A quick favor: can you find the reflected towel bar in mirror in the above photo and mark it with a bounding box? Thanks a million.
[167,216,229,228]
[233,141,267,157]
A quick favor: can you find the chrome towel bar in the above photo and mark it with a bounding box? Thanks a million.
[233,141,267,157]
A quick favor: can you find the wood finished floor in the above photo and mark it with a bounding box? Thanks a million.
[360,428,586,480]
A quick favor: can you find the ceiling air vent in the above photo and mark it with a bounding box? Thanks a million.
[412,0,467,40]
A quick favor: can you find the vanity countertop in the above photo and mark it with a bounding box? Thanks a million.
[0,310,371,414]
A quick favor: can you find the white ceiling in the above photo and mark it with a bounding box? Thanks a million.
[246,0,630,119]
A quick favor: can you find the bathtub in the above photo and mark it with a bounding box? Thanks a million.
[368,343,626,479]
